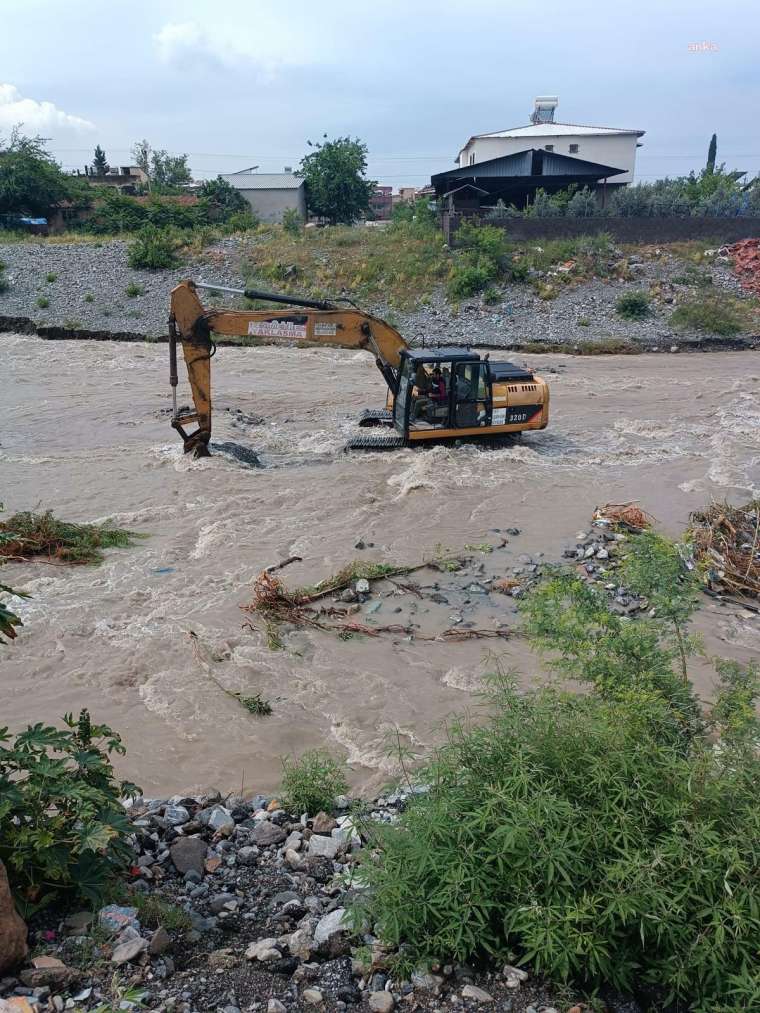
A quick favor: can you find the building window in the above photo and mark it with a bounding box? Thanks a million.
[469,153,475,165]
[569,143,579,153]
[544,144,554,152]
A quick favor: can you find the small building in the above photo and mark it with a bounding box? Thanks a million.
[457,96,644,184]
[369,185,393,220]
[76,166,149,195]
[219,167,307,224]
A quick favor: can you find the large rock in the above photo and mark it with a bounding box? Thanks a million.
[170,836,208,876]
[308,834,340,860]
[112,936,148,965]
[251,822,286,847]
[369,993,395,1013]
[314,908,349,947]
[0,860,27,974]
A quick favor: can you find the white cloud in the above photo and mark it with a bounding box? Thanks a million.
[0,84,95,133]
[152,21,222,66]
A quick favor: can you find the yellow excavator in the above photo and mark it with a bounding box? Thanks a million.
[168,279,549,456]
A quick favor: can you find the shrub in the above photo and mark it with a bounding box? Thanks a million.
[126,282,144,297]
[281,749,348,815]
[670,294,750,336]
[84,293,94,302]
[127,226,181,269]
[615,290,651,320]
[45,272,57,283]
[36,295,49,309]
[0,710,139,915]
[354,535,760,1009]
[282,207,304,235]
[448,262,494,299]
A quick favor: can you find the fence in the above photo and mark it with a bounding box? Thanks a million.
[442,211,760,246]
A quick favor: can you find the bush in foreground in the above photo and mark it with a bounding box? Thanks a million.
[0,710,139,916]
[353,534,760,1010]
[281,748,348,814]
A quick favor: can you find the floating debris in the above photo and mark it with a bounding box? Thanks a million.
[688,499,760,599]
[0,510,142,565]
[592,501,654,533]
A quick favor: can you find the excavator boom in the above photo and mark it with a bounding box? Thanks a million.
[168,279,549,456]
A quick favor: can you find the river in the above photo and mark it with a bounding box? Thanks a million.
[2,334,759,795]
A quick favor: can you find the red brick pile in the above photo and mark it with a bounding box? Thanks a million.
[727,238,760,295]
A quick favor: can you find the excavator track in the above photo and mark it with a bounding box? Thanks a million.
[344,433,406,451]
[357,408,394,427]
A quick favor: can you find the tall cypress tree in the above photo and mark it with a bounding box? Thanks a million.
[92,145,109,176]
[706,134,717,174]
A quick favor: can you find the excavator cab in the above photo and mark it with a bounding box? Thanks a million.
[377,348,546,447]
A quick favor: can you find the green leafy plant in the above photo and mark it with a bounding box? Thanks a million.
[36,295,49,309]
[0,710,139,915]
[235,692,272,716]
[126,281,144,297]
[84,293,94,302]
[127,225,181,269]
[615,290,651,320]
[281,749,348,815]
[45,271,57,283]
[298,135,375,225]
[0,582,27,643]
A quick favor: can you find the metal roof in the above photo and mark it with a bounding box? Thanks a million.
[432,149,625,189]
[220,172,304,191]
[457,121,645,159]
[405,347,479,363]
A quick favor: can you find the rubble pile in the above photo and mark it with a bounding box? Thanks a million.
[725,238,760,296]
[0,793,567,1013]
[688,499,760,600]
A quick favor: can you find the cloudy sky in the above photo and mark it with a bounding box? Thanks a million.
[2,0,758,187]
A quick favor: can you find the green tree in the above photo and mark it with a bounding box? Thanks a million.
[298,135,375,224]
[131,138,151,177]
[197,176,248,217]
[150,149,192,190]
[0,129,76,216]
[706,132,717,174]
[92,144,109,176]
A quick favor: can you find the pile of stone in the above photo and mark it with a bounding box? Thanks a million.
[0,791,566,1013]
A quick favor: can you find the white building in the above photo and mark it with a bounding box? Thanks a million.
[457,97,644,184]
[220,167,307,224]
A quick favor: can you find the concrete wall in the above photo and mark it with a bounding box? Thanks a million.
[460,133,640,182]
[238,186,306,224]
[444,212,760,245]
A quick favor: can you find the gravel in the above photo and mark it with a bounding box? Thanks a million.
[0,237,753,350]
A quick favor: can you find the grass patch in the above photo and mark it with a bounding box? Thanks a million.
[672,266,713,288]
[126,282,144,298]
[615,290,651,320]
[0,510,143,564]
[132,893,192,933]
[45,272,57,283]
[127,226,182,270]
[281,749,349,815]
[36,295,49,309]
[670,293,754,336]
[517,337,636,355]
[84,293,95,302]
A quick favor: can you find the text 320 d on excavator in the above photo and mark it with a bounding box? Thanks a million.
[168,280,549,455]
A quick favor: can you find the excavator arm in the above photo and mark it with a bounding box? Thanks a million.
[168,279,408,455]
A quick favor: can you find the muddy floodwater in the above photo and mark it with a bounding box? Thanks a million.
[2,333,759,795]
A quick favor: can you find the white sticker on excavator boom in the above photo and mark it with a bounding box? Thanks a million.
[247,321,308,338]
[314,322,337,337]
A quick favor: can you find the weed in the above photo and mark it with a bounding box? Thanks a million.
[127,226,181,270]
[126,281,144,297]
[0,510,142,564]
[36,295,49,309]
[615,290,651,320]
[45,271,57,283]
[464,542,494,554]
[235,692,273,716]
[84,293,95,302]
[132,893,192,932]
[672,267,713,288]
[670,293,752,336]
[482,286,501,305]
[577,317,590,327]
[282,207,304,235]
[281,749,349,815]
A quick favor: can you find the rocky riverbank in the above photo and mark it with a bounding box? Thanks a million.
[0,789,630,1013]
[0,235,756,351]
